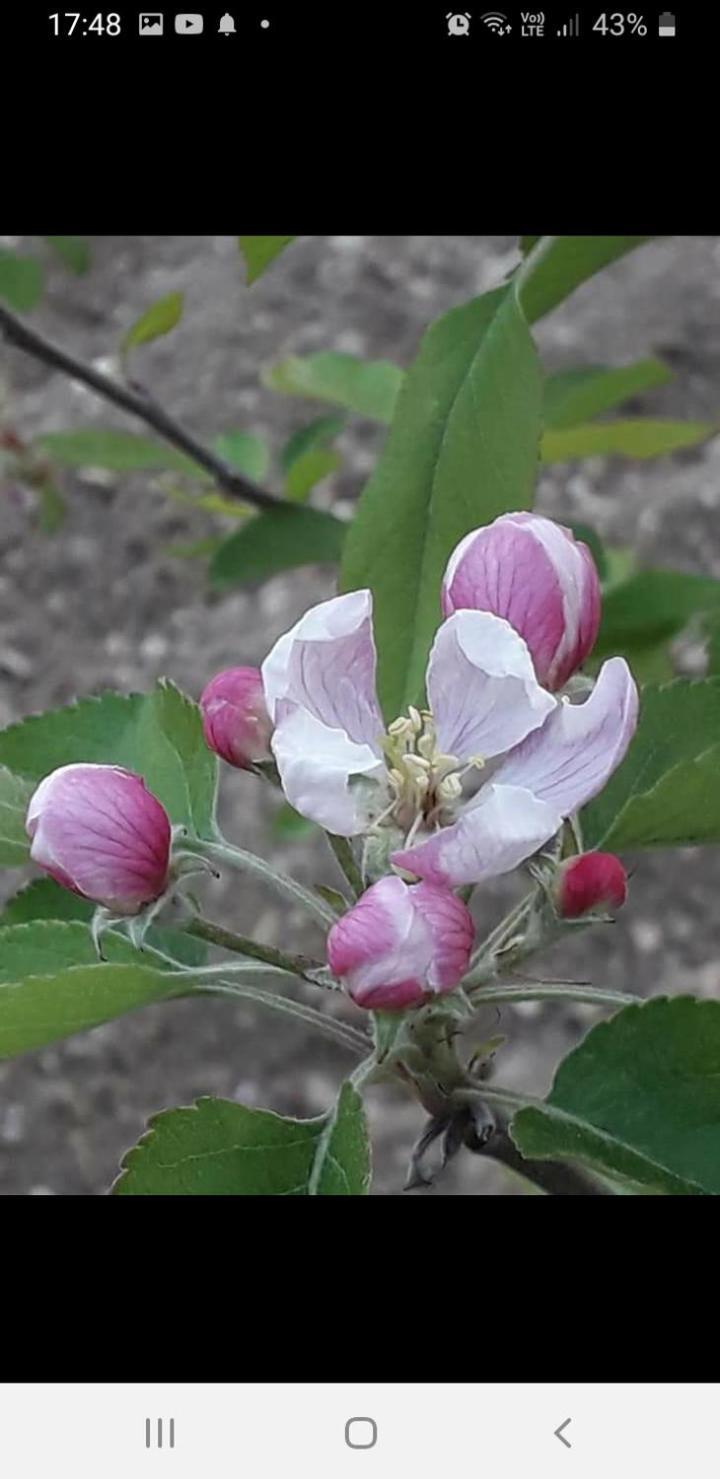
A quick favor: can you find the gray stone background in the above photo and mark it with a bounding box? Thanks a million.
[1,235,719,1195]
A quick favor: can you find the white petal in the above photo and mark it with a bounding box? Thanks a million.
[494,657,639,814]
[426,611,556,761]
[261,590,384,750]
[392,783,560,886]
[271,704,385,836]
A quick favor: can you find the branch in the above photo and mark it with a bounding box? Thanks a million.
[182,915,323,983]
[0,302,280,512]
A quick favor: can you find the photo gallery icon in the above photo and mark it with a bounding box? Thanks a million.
[139,12,164,33]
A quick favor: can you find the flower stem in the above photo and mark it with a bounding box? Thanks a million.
[183,915,322,982]
[468,982,639,1012]
[196,977,370,1056]
[186,837,337,929]
[324,832,363,898]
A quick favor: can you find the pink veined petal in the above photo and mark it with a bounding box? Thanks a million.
[493,656,639,815]
[327,875,433,1007]
[261,589,384,751]
[509,515,601,689]
[412,882,476,988]
[426,611,556,761]
[392,783,561,887]
[271,702,385,836]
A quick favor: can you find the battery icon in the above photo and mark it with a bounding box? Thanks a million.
[658,11,675,35]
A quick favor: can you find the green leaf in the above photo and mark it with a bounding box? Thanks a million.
[593,570,720,662]
[210,505,346,588]
[45,236,90,274]
[582,678,720,850]
[517,236,655,324]
[541,418,715,462]
[113,1081,371,1195]
[280,414,346,472]
[0,919,176,982]
[518,235,540,256]
[0,878,206,966]
[0,768,34,866]
[511,997,720,1195]
[271,802,317,839]
[121,292,184,354]
[38,428,198,475]
[213,431,269,482]
[0,954,185,1060]
[340,284,542,720]
[238,235,295,285]
[263,351,403,424]
[0,680,217,842]
[543,358,671,429]
[285,447,341,501]
[0,251,43,311]
[36,481,67,533]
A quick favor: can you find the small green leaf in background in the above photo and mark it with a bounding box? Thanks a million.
[340,284,542,720]
[38,427,198,475]
[238,235,295,285]
[210,505,346,588]
[543,358,671,429]
[511,997,720,1194]
[113,1081,371,1195]
[121,291,184,354]
[212,431,269,482]
[517,235,655,324]
[281,413,346,472]
[0,877,206,966]
[0,768,34,866]
[264,351,403,424]
[0,250,44,311]
[593,569,720,663]
[36,481,67,533]
[541,419,715,463]
[582,677,720,850]
[285,448,340,501]
[0,680,217,844]
[44,236,91,275]
[281,413,345,501]
[0,954,185,1060]
[271,801,317,839]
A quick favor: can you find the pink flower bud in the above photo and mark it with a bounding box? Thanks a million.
[25,763,171,915]
[327,874,474,1011]
[442,513,601,691]
[200,666,273,770]
[555,852,628,919]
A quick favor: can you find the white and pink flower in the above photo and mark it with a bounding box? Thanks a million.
[327,875,474,1010]
[259,521,638,890]
[26,763,172,915]
[442,512,601,691]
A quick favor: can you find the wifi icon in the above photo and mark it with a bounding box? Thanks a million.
[481,11,511,32]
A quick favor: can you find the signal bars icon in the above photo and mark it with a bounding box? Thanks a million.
[557,11,580,33]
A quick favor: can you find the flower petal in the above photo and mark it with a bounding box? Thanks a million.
[493,656,638,814]
[392,782,560,886]
[426,611,556,761]
[261,590,384,750]
[271,703,385,836]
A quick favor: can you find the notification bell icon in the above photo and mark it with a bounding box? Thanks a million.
[218,12,236,33]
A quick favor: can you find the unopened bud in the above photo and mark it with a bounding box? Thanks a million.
[327,874,474,1011]
[199,666,273,770]
[555,851,628,919]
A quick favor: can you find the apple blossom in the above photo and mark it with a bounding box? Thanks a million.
[200,665,273,769]
[554,851,628,918]
[260,578,638,890]
[441,512,601,691]
[326,874,474,1010]
[25,763,171,914]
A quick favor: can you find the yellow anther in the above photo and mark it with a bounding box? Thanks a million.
[408,706,423,734]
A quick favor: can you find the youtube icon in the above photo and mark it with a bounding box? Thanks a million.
[175,13,203,32]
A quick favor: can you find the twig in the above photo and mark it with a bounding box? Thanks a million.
[0,302,280,512]
[182,915,323,983]
[480,1122,612,1197]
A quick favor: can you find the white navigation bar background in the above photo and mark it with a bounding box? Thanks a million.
[0,1384,710,1478]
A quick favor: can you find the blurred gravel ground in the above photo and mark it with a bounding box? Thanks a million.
[1,234,720,1195]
